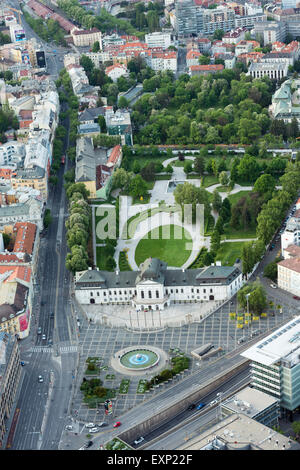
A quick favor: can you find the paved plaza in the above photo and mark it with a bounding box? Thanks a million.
[69,296,296,426]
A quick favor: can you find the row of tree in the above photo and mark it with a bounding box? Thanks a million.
[57,0,144,38]
[65,183,91,273]
[23,11,67,46]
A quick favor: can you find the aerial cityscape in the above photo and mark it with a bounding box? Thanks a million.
[1,0,300,456]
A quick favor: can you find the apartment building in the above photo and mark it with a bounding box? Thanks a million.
[189,64,224,76]
[0,265,33,339]
[241,316,300,416]
[145,32,172,49]
[71,28,102,48]
[223,27,247,45]
[105,63,128,82]
[0,333,21,448]
[149,50,177,72]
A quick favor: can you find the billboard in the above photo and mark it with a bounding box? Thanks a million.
[104,399,112,415]
[36,51,46,68]
[14,29,26,42]
[22,51,30,65]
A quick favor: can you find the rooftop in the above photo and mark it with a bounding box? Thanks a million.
[241,316,300,366]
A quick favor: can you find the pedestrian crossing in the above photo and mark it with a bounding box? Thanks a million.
[30,345,78,354]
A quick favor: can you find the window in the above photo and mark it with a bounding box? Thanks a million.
[156,290,159,298]
[90,292,93,296]
[149,291,152,298]
[141,291,144,299]
[97,292,99,296]
[203,289,206,293]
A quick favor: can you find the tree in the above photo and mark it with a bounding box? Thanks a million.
[212,189,222,213]
[198,55,210,65]
[263,261,278,282]
[118,96,129,109]
[215,215,224,235]
[253,173,276,200]
[220,198,231,223]
[92,40,100,52]
[194,155,205,176]
[219,171,229,186]
[210,229,221,254]
[213,29,225,40]
[184,160,193,174]
[237,280,267,315]
[141,162,155,181]
[43,209,52,228]
[129,174,148,199]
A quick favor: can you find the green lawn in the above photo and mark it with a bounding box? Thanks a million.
[227,190,252,206]
[201,175,219,188]
[222,226,257,240]
[135,224,192,267]
[216,241,246,266]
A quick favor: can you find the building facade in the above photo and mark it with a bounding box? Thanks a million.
[241,316,300,415]
[0,333,21,448]
[75,258,242,311]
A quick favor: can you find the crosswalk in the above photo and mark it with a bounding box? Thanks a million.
[30,345,78,354]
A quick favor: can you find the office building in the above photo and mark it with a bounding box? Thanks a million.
[241,316,300,415]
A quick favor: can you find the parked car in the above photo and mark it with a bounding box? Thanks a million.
[196,403,206,410]
[66,425,73,431]
[20,361,25,366]
[97,422,108,427]
[187,403,196,410]
[85,423,95,428]
[42,334,46,340]
[293,296,300,300]
[113,421,121,428]
[134,436,144,445]
[209,400,218,406]
[37,327,42,334]
[270,283,277,289]
[38,375,43,383]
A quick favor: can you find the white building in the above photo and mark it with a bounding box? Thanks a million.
[105,63,128,82]
[241,316,300,413]
[149,50,177,72]
[248,62,288,80]
[75,258,242,311]
[0,141,25,167]
[145,32,172,49]
[281,206,300,254]
[71,28,102,48]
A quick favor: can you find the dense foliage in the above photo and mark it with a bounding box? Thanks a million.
[131,70,276,145]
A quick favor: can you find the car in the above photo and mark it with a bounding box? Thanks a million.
[187,403,196,410]
[293,296,300,300]
[85,423,95,428]
[48,338,52,344]
[84,441,93,448]
[38,375,43,383]
[209,400,218,406]
[66,425,73,431]
[235,258,240,264]
[270,284,277,289]
[134,437,145,445]
[20,361,25,366]
[42,334,46,340]
[90,427,99,433]
[97,422,108,427]
[37,327,42,334]
[113,421,121,428]
[237,336,246,344]
[196,403,206,410]
[250,329,260,338]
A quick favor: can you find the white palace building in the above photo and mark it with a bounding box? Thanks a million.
[75,258,242,312]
